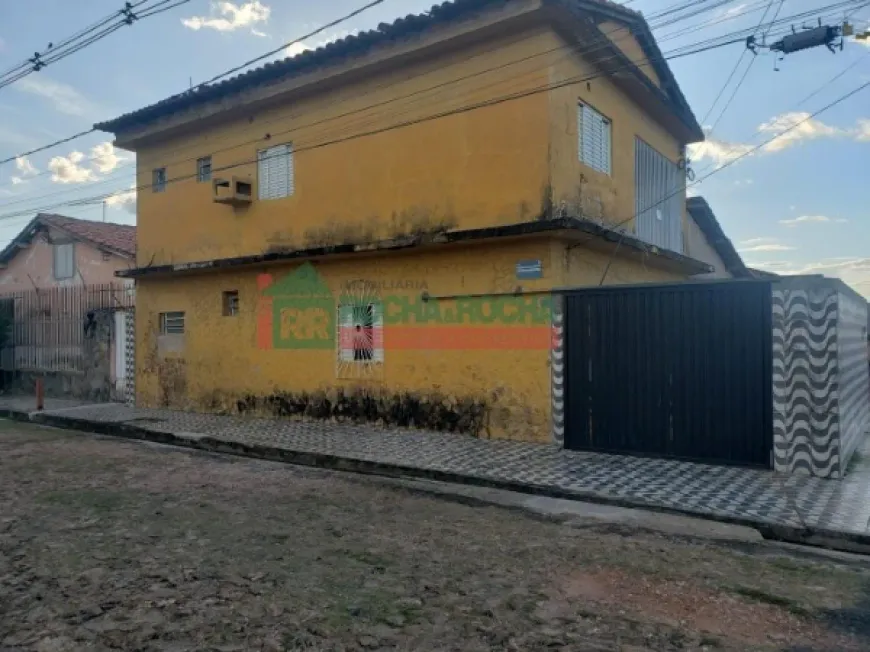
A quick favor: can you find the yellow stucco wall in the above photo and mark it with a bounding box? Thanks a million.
[136,239,562,441]
[132,23,687,267]
[135,237,685,442]
[127,16,694,442]
[134,26,558,267]
[546,29,687,236]
[563,245,685,286]
[598,21,663,89]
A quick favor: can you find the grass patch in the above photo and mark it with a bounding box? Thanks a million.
[36,488,135,513]
[731,586,810,617]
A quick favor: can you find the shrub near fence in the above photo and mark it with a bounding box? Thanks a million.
[0,283,134,374]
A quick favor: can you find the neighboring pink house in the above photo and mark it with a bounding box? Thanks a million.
[0,215,136,401]
[0,213,135,290]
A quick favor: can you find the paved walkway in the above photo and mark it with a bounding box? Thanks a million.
[3,396,870,542]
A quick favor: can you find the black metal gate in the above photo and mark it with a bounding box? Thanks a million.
[563,280,773,467]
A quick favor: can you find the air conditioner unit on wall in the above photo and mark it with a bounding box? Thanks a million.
[212,176,253,206]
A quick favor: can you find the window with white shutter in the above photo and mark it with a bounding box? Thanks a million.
[257,143,294,200]
[578,103,612,176]
[53,243,75,280]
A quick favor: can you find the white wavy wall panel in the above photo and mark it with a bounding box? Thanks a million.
[837,291,870,469]
[773,279,869,478]
[551,295,564,446]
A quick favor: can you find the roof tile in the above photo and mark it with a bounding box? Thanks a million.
[38,214,136,256]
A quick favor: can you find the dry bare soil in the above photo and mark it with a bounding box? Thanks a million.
[2,420,870,651]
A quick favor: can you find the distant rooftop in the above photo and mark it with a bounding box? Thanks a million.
[0,214,136,266]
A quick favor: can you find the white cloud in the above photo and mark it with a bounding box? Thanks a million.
[105,185,137,214]
[779,215,833,226]
[739,237,778,246]
[758,111,843,153]
[749,258,870,297]
[10,176,24,185]
[739,243,795,253]
[687,134,753,169]
[182,1,270,35]
[46,141,125,184]
[717,3,747,19]
[285,42,311,58]
[734,178,753,186]
[90,142,122,174]
[284,29,358,58]
[15,76,98,117]
[48,151,95,184]
[691,112,870,168]
[15,156,37,177]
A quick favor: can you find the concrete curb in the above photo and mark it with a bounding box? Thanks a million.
[6,407,870,556]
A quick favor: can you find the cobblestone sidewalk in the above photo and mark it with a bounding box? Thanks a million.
[3,396,870,541]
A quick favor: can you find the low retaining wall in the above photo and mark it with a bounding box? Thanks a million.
[772,276,870,478]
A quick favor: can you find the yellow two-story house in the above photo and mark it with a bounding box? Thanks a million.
[97,0,708,442]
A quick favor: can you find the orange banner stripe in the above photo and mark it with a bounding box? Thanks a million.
[339,326,558,350]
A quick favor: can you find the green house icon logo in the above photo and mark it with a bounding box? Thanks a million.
[262,262,335,349]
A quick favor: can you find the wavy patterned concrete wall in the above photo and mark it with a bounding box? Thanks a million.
[772,282,839,477]
[837,291,870,469]
[773,277,869,479]
[550,295,564,446]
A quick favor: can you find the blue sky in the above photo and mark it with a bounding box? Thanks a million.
[0,0,867,292]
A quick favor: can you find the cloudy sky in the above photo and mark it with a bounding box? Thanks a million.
[0,0,868,293]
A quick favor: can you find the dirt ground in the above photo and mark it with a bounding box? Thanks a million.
[3,421,870,651]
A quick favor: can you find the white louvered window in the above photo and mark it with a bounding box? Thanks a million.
[53,243,75,280]
[578,103,612,176]
[159,311,185,335]
[257,143,294,200]
[338,303,384,364]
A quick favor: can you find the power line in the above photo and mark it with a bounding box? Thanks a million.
[5,6,857,212]
[2,0,861,179]
[699,0,776,126]
[0,5,764,210]
[597,76,870,284]
[0,129,100,167]
[3,0,848,197]
[2,0,864,210]
[0,1,186,92]
[0,35,752,221]
[794,49,869,107]
[0,0,389,170]
[0,0,718,194]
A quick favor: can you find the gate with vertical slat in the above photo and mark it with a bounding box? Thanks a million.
[563,280,773,467]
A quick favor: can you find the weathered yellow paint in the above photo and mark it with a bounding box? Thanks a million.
[546,28,686,234]
[598,21,663,89]
[124,11,697,442]
[136,237,686,442]
[137,239,558,440]
[132,22,688,267]
[134,25,558,267]
[564,245,685,286]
